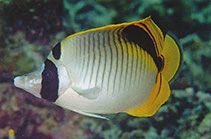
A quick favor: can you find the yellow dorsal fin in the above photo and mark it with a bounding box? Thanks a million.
[161,33,182,82]
[124,73,170,117]
[140,16,164,56]
[64,16,164,58]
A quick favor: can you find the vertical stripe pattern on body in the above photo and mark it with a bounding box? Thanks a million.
[67,21,159,96]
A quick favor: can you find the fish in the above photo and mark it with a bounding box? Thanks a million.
[14,16,182,119]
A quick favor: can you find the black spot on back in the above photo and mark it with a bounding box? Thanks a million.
[122,24,163,71]
[52,42,61,60]
[40,59,59,102]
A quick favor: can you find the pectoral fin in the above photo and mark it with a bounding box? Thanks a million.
[71,83,101,99]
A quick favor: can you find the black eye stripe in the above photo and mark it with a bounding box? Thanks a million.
[40,59,59,102]
[52,42,61,60]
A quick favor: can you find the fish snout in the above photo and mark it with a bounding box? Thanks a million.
[14,76,24,89]
[14,71,43,98]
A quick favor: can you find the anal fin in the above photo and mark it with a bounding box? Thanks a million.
[124,73,170,117]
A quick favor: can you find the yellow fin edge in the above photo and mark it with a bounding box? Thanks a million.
[124,74,170,117]
[64,16,153,41]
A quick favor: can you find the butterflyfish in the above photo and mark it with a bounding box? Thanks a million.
[14,16,182,119]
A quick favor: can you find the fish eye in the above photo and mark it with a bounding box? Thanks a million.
[43,70,55,80]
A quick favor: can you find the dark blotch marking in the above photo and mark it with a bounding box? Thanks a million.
[122,25,163,72]
[52,42,61,60]
[40,59,59,102]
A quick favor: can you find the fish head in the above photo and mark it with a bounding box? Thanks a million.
[14,58,71,102]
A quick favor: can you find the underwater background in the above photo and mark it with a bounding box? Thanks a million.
[0,0,210,138]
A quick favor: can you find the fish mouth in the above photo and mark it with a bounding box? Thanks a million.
[14,76,25,89]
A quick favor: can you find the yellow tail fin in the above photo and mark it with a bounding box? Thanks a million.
[162,33,182,82]
[125,73,170,117]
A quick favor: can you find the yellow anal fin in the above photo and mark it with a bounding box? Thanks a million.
[125,73,170,117]
[162,33,182,82]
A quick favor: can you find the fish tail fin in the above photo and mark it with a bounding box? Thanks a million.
[161,33,182,82]
[124,73,170,117]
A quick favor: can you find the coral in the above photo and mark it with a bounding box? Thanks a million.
[102,125,122,139]
[0,32,44,82]
[180,33,211,91]
[198,112,211,138]
[0,0,63,44]
[0,83,84,138]
[0,30,66,83]
[63,0,116,32]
